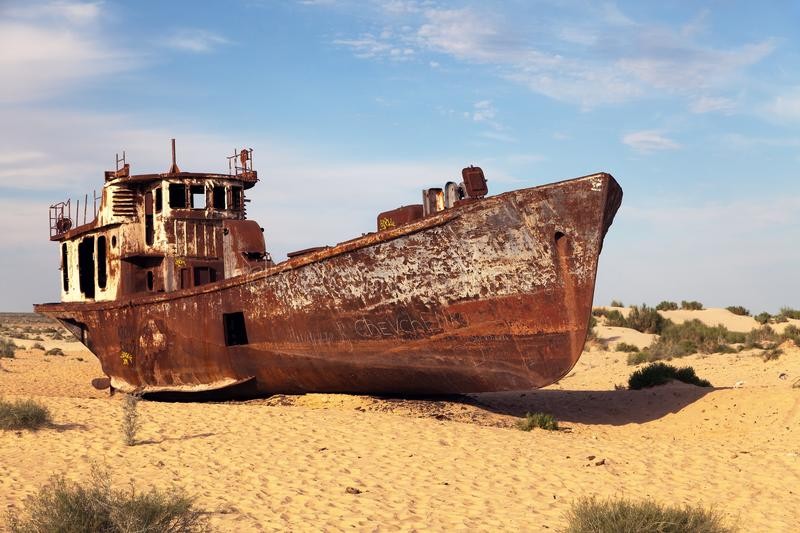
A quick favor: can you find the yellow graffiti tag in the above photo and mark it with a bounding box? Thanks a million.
[174,257,186,268]
[120,351,134,366]
[378,218,396,231]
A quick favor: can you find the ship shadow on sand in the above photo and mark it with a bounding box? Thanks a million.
[465,386,715,426]
[343,385,715,428]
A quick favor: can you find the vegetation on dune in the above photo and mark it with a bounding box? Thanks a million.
[725,306,750,316]
[656,300,679,311]
[516,412,559,431]
[44,347,64,356]
[6,468,208,533]
[0,398,52,431]
[628,320,743,365]
[1,338,19,358]
[615,342,639,353]
[754,312,771,325]
[31,343,45,351]
[628,362,712,390]
[609,300,624,308]
[604,304,667,335]
[681,300,704,311]
[779,307,800,320]
[564,496,733,533]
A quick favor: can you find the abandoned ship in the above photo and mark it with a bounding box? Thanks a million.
[35,141,622,397]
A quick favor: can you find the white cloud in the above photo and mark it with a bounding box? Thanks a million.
[326,3,774,109]
[762,88,800,122]
[471,100,496,123]
[163,29,231,53]
[0,1,133,104]
[689,96,736,114]
[622,130,680,152]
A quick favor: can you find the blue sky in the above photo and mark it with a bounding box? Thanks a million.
[0,0,798,312]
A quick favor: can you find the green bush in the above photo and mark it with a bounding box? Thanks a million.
[6,468,208,533]
[625,304,667,334]
[635,320,742,363]
[592,308,608,317]
[782,325,800,345]
[44,347,65,356]
[762,348,783,361]
[726,306,750,316]
[1,338,19,358]
[754,312,771,325]
[773,314,788,324]
[604,309,627,328]
[744,326,780,350]
[656,300,679,311]
[615,342,639,353]
[681,300,704,311]
[516,412,559,431]
[0,398,52,430]
[779,307,800,320]
[564,496,733,533]
[609,300,624,308]
[628,362,712,390]
[626,351,650,365]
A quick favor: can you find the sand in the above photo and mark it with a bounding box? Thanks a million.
[1,311,799,531]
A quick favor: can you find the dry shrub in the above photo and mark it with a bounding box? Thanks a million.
[1,338,19,358]
[516,412,559,431]
[726,306,750,316]
[681,300,704,311]
[564,496,733,533]
[0,398,51,430]
[122,393,141,446]
[656,300,679,311]
[6,467,208,532]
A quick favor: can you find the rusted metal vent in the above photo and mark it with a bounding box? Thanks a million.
[462,166,488,198]
[112,188,137,217]
[377,204,424,231]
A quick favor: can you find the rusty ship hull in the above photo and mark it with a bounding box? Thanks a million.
[36,173,621,396]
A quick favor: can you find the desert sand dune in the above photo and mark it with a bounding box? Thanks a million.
[1,313,799,531]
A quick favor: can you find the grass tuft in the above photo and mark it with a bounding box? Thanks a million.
[564,496,733,533]
[628,362,712,390]
[516,412,559,431]
[681,300,704,311]
[6,467,208,533]
[0,398,52,430]
[44,347,64,356]
[754,312,771,325]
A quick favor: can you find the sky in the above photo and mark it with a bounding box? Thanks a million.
[0,0,798,312]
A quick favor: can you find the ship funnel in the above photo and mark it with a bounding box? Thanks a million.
[168,138,181,174]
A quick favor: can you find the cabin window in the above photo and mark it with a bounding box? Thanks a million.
[146,270,154,291]
[231,186,243,210]
[155,187,163,212]
[169,184,187,208]
[223,312,249,346]
[180,268,191,289]
[61,243,69,291]
[212,186,226,209]
[111,236,117,248]
[190,185,205,209]
[97,236,107,290]
[145,191,154,246]
[77,237,96,299]
[193,266,216,286]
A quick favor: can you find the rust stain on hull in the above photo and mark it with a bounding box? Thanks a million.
[36,162,622,396]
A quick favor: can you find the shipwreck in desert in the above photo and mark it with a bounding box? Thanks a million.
[35,140,622,398]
